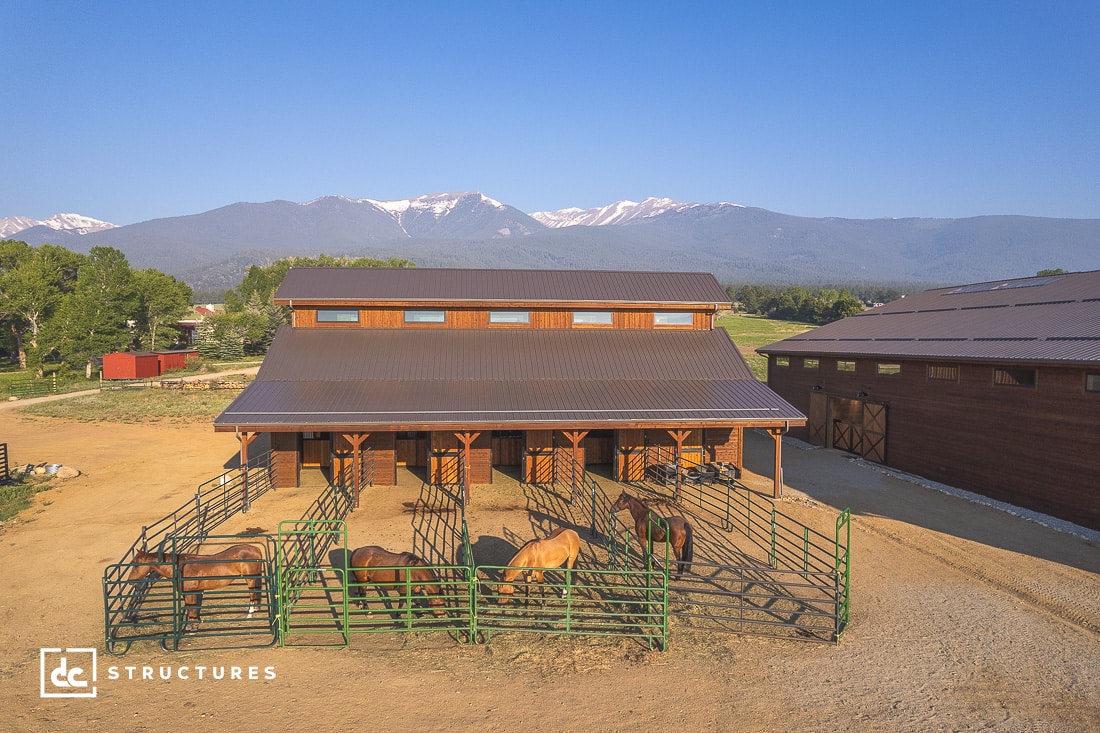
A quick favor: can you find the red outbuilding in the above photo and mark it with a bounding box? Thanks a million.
[155,349,199,373]
[101,352,161,380]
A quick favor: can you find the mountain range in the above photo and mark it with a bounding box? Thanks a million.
[3,192,1097,290]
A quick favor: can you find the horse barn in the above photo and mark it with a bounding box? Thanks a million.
[213,267,805,500]
[758,269,1100,531]
[106,268,855,653]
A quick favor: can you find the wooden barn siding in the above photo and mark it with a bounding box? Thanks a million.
[429,431,492,484]
[616,429,647,481]
[270,432,300,488]
[704,427,743,467]
[768,356,1100,530]
[298,306,714,330]
[643,429,704,465]
[525,430,554,483]
[367,432,397,486]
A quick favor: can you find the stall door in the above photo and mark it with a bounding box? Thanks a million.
[861,401,887,464]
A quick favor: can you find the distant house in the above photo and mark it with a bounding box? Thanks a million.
[758,270,1100,530]
[177,304,222,345]
[214,268,805,500]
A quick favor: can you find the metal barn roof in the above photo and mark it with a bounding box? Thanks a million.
[215,328,803,430]
[758,270,1100,365]
[274,268,733,306]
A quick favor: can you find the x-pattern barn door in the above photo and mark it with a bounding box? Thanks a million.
[861,401,887,464]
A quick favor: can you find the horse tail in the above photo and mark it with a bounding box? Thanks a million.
[679,522,694,576]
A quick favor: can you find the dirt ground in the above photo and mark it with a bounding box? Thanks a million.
[1,406,1098,732]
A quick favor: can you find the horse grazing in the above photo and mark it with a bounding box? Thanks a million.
[498,527,581,602]
[127,543,265,631]
[611,491,694,577]
[348,546,446,617]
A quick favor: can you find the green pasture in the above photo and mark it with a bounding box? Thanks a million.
[16,387,240,423]
[717,312,814,380]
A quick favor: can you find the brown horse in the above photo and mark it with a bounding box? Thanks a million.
[348,546,446,617]
[611,491,693,577]
[498,527,581,601]
[128,543,265,631]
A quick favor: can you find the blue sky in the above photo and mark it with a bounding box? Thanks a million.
[3,1,1098,225]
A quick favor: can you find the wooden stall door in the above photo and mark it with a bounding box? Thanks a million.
[861,401,887,463]
[302,437,331,468]
[583,434,614,464]
[396,436,427,466]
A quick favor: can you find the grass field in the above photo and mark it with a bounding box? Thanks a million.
[17,388,240,423]
[716,312,814,380]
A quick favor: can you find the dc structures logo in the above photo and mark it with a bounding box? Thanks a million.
[40,648,97,698]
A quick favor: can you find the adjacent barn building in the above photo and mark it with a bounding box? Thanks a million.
[758,270,1100,530]
[214,268,806,501]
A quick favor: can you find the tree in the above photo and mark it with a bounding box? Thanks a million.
[194,310,264,361]
[133,269,193,350]
[0,241,82,371]
[218,253,415,356]
[45,247,139,375]
[223,254,415,313]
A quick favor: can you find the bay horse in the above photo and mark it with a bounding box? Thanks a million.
[497,527,581,602]
[348,546,446,617]
[127,543,265,631]
[611,491,693,577]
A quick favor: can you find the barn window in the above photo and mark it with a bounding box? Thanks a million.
[993,367,1036,388]
[572,311,613,325]
[1087,373,1100,393]
[489,310,530,324]
[927,364,959,382]
[404,310,446,324]
[316,308,360,323]
[876,363,902,376]
[837,360,856,372]
[803,358,819,369]
[775,356,789,367]
[654,312,693,326]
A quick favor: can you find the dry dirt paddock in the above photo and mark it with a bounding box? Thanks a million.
[1,408,1098,733]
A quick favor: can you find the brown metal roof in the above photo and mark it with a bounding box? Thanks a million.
[215,327,803,430]
[274,267,732,306]
[758,270,1100,365]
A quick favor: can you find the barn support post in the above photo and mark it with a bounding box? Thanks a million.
[667,430,692,502]
[341,433,369,509]
[237,431,260,512]
[455,432,480,505]
[768,426,786,498]
[562,431,588,502]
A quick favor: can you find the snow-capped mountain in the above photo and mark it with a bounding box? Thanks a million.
[5,191,1097,290]
[531,197,745,227]
[0,213,116,238]
[305,191,542,238]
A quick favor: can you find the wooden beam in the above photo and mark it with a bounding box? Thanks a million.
[667,429,693,501]
[341,433,370,509]
[769,427,784,498]
[454,431,480,505]
[561,430,589,502]
[237,431,260,512]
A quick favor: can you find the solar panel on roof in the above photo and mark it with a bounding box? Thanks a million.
[947,275,1063,295]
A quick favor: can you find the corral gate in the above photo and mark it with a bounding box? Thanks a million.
[630,467,851,644]
[277,519,475,646]
[103,453,276,655]
[104,534,278,653]
[103,454,363,655]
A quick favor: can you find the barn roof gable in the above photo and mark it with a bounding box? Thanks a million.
[215,328,804,430]
[274,267,732,306]
[758,270,1100,365]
